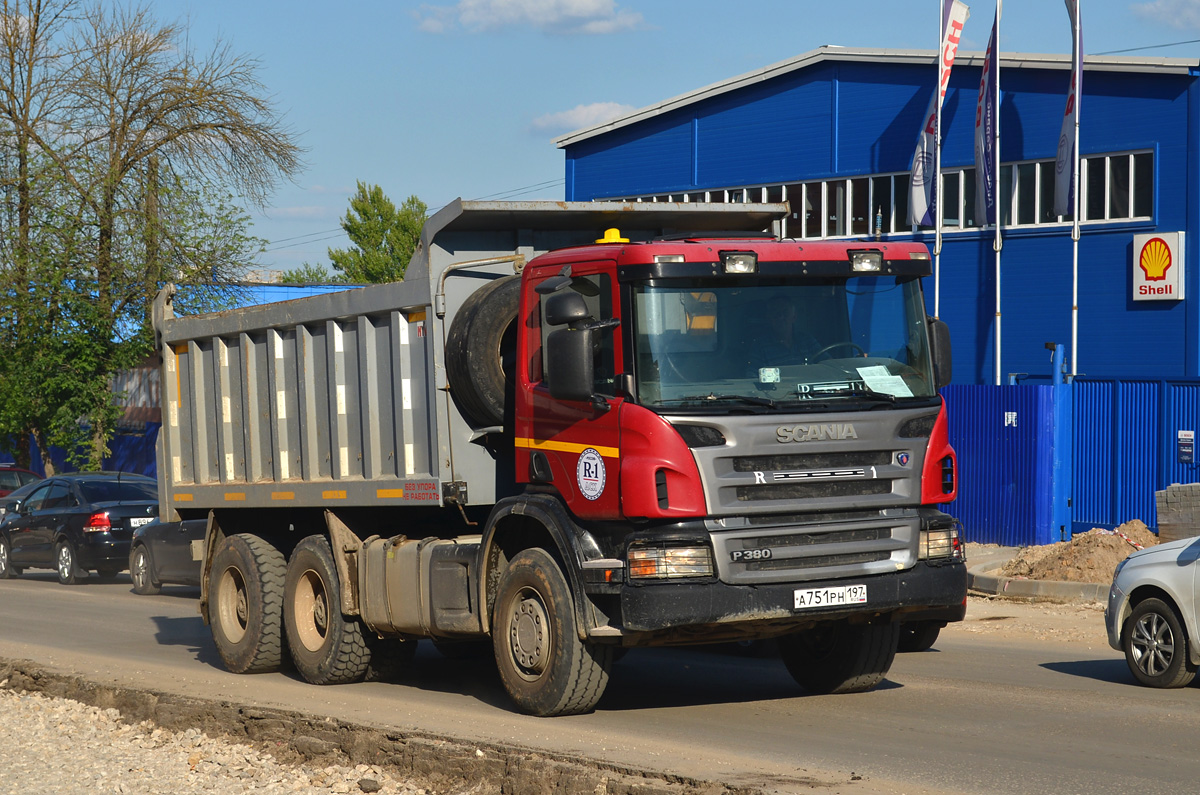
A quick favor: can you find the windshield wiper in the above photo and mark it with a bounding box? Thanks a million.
[664,393,777,408]
[805,385,899,403]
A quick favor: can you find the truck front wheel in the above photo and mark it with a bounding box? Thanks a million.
[209,533,286,674]
[284,535,371,685]
[492,548,611,716]
[779,620,899,694]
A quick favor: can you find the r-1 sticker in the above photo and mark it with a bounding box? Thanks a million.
[576,448,606,500]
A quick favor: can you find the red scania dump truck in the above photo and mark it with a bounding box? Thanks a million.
[153,200,966,716]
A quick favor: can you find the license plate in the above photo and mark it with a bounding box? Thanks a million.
[794,584,867,610]
[128,517,153,528]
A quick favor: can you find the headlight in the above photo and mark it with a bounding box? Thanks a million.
[919,527,962,561]
[850,250,883,272]
[628,545,714,579]
[720,251,757,274]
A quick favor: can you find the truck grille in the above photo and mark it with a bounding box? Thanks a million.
[733,451,892,471]
[710,516,915,585]
[736,480,892,501]
[743,551,892,572]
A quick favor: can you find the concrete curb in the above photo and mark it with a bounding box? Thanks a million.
[966,551,1110,603]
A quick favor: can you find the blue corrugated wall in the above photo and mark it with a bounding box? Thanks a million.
[943,384,1058,545]
[1072,378,1200,532]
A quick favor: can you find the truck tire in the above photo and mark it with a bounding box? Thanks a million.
[445,274,520,427]
[209,533,286,674]
[779,620,899,695]
[284,535,370,685]
[492,547,612,716]
[898,621,941,653]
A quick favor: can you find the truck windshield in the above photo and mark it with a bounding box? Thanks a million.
[631,276,938,410]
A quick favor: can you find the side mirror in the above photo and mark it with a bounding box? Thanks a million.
[928,318,953,388]
[544,290,590,327]
[546,327,595,402]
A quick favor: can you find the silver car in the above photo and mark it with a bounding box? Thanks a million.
[1106,536,1200,688]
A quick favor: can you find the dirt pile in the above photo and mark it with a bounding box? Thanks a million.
[998,520,1159,585]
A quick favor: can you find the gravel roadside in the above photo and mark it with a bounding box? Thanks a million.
[0,686,428,795]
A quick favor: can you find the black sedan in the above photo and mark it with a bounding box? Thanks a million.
[0,473,158,584]
[129,518,205,594]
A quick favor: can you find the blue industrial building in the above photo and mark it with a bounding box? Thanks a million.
[555,47,1200,543]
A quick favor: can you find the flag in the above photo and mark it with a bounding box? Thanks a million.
[973,2,1000,226]
[1053,0,1082,218]
[910,0,971,227]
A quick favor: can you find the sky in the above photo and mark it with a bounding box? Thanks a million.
[153,0,1200,276]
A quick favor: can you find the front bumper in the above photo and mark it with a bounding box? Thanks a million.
[619,559,967,635]
[1105,580,1127,652]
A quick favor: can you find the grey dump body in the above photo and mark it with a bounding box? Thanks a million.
[153,200,787,519]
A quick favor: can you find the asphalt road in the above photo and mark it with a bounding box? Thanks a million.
[0,571,1195,795]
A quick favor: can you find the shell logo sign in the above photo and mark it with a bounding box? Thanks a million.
[1133,232,1184,302]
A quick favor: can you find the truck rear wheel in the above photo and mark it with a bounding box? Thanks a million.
[209,534,286,673]
[492,547,611,716]
[445,274,520,427]
[284,535,370,685]
[779,620,899,694]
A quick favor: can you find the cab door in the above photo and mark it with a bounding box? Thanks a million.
[518,261,624,520]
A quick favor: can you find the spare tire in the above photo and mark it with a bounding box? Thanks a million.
[445,275,521,427]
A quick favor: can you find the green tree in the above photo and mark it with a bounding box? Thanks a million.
[328,183,426,283]
[0,0,302,471]
[278,262,340,285]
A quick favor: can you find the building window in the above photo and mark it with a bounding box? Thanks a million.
[599,150,1151,233]
[850,177,869,236]
[1133,152,1153,218]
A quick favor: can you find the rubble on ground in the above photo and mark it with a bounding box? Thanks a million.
[998,520,1159,585]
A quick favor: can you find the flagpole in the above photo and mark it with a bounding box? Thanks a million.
[1070,0,1081,378]
[934,0,943,320]
[993,1,1003,386]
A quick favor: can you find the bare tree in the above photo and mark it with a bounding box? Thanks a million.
[0,0,303,470]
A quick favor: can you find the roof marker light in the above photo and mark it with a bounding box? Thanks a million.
[721,251,757,274]
[850,250,883,272]
[596,228,629,244]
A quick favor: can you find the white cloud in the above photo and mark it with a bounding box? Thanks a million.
[416,0,644,34]
[531,101,637,134]
[1131,0,1200,30]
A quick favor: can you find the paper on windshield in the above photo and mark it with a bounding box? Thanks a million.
[856,365,914,398]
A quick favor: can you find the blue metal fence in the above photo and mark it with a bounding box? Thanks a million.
[1072,378,1200,533]
[943,384,1061,545]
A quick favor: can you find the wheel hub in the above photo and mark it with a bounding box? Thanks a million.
[509,593,548,675]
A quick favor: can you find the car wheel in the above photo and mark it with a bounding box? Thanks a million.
[492,547,612,716]
[898,621,942,653]
[779,620,899,694]
[129,545,161,595]
[209,533,286,674]
[1123,598,1197,688]
[56,540,82,585]
[0,536,14,579]
[284,535,370,685]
